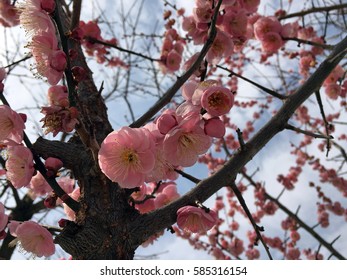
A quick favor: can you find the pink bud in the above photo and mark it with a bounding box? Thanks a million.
[58,218,68,228]
[50,50,67,72]
[41,0,56,13]
[204,117,226,138]
[157,112,178,134]
[19,113,27,123]
[44,195,57,208]
[45,157,63,172]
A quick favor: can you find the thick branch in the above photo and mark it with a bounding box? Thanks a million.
[131,36,347,246]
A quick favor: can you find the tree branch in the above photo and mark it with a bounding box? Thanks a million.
[131,36,347,247]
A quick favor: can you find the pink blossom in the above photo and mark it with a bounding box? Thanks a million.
[154,182,180,208]
[191,79,221,106]
[19,1,56,36]
[182,80,199,102]
[163,116,212,167]
[146,143,178,182]
[192,3,213,24]
[206,30,234,65]
[56,177,75,205]
[286,248,301,260]
[229,237,245,256]
[176,205,218,234]
[5,145,35,188]
[240,0,260,14]
[324,83,341,100]
[164,49,182,73]
[29,31,67,85]
[221,8,248,38]
[204,117,226,138]
[40,106,79,136]
[156,109,178,134]
[253,16,282,41]
[29,173,51,197]
[0,202,8,232]
[183,53,206,78]
[47,85,69,107]
[63,187,80,220]
[0,105,25,145]
[260,32,283,53]
[45,157,63,176]
[9,220,55,257]
[98,127,156,188]
[245,248,260,260]
[201,86,234,116]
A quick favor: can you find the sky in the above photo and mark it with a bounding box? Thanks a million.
[1,0,346,260]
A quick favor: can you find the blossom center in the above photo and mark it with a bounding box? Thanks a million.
[121,148,139,166]
[179,134,193,148]
[208,91,225,108]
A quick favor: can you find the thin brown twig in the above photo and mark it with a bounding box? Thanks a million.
[285,123,333,140]
[278,3,347,20]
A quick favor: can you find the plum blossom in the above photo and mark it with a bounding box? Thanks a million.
[63,187,80,220]
[40,105,79,136]
[0,105,26,145]
[163,116,212,167]
[206,30,234,65]
[29,31,67,85]
[8,220,55,257]
[200,85,235,116]
[176,205,218,234]
[29,173,51,197]
[47,85,69,107]
[98,127,156,188]
[204,117,226,138]
[154,182,180,208]
[5,145,35,188]
[19,0,56,36]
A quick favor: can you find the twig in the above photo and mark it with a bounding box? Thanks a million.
[282,37,334,50]
[229,183,273,260]
[217,65,287,100]
[86,37,161,62]
[278,3,347,20]
[314,90,332,156]
[236,128,246,151]
[285,123,333,140]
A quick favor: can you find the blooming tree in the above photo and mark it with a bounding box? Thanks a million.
[0,0,346,260]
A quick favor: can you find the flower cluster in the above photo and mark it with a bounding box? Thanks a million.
[98,78,233,189]
[72,20,128,68]
[19,0,66,85]
[8,220,55,257]
[40,85,79,136]
[159,25,185,73]
[322,65,346,100]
